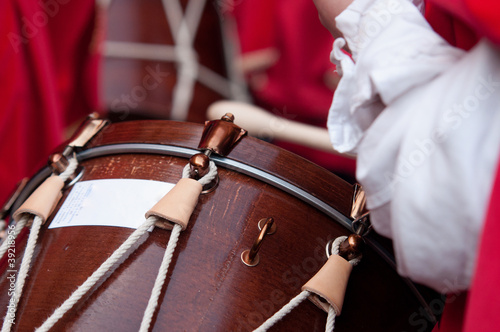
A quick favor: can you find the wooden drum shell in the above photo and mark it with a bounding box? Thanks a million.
[0,121,434,331]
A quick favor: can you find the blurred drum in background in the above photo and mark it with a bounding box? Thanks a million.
[102,0,248,123]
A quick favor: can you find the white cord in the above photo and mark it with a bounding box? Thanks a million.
[59,157,78,182]
[139,223,182,332]
[326,305,336,332]
[36,216,157,332]
[0,157,79,332]
[253,290,310,332]
[138,161,217,330]
[161,0,200,120]
[0,215,28,260]
[0,157,77,261]
[253,235,362,332]
[1,216,43,332]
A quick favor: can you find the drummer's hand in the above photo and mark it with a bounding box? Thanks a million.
[312,0,354,39]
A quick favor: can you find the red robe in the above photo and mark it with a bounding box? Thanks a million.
[425,1,500,331]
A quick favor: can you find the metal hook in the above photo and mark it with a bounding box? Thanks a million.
[241,217,275,267]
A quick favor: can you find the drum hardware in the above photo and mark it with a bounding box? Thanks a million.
[198,113,247,157]
[1,156,80,332]
[337,233,365,262]
[47,153,84,188]
[188,153,219,194]
[350,183,367,220]
[257,217,277,235]
[0,178,29,240]
[46,113,107,189]
[188,153,210,179]
[0,178,29,222]
[0,120,438,331]
[351,211,371,236]
[62,112,108,157]
[193,112,247,193]
[241,217,275,267]
[254,234,364,332]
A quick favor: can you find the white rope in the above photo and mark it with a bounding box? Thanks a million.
[0,215,28,260]
[102,0,251,119]
[139,161,215,330]
[1,216,43,332]
[161,0,184,40]
[36,216,157,332]
[182,160,217,186]
[326,305,336,332]
[59,157,78,182]
[104,41,237,99]
[253,290,310,332]
[161,0,199,120]
[184,0,207,37]
[139,223,182,332]
[0,157,77,261]
[253,236,362,332]
[0,157,79,332]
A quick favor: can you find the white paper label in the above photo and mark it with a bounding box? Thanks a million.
[49,179,175,229]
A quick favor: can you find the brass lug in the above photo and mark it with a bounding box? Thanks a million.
[188,153,219,194]
[198,113,247,157]
[189,153,210,179]
[338,234,365,261]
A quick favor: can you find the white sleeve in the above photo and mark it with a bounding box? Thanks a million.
[327,0,463,153]
[327,0,500,293]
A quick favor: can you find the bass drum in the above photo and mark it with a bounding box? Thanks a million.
[0,120,437,331]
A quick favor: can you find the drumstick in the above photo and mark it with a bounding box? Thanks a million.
[206,101,354,158]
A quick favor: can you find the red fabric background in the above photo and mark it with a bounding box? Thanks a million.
[0,0,101,205]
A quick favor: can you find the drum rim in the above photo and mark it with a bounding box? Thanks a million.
[11,142,353,230]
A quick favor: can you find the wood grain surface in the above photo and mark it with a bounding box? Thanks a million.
[0,121,435,331]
